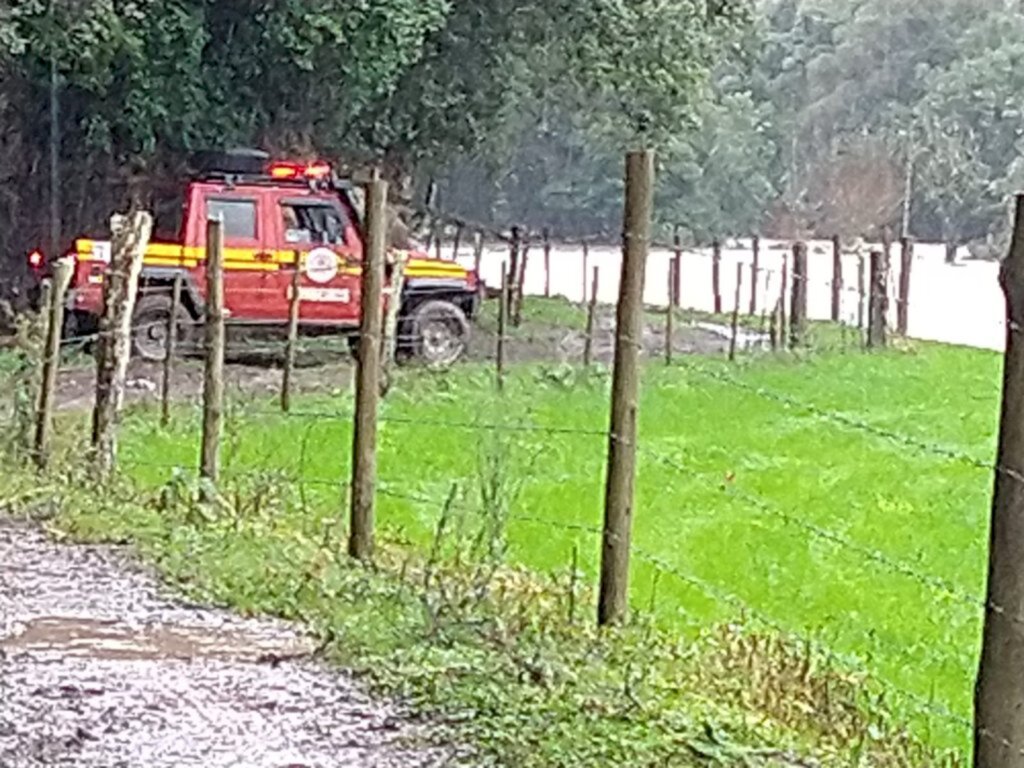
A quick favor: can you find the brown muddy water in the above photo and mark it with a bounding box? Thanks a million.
[0,518,457,767]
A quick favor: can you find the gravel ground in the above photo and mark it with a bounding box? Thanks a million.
[0,518,453,767]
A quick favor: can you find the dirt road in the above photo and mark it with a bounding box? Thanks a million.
[0,518,452,767]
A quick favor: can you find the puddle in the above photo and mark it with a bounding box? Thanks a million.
[2,616,315,662]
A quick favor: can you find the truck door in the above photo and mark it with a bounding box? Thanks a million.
[203,192,275,321]
[269,194,363,326]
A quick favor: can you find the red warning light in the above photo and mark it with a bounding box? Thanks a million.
[267,160,332,181]
[28,249,43,269]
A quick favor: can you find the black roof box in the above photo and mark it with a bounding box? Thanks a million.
[191,148,270,176]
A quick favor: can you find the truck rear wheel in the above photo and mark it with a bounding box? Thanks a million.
[132,294,194,363]
[408,299,469,368]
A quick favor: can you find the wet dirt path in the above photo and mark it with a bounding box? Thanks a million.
[0,519,451,767]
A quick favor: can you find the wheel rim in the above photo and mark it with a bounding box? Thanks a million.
[134,317,170,361]
[420,318,464,367]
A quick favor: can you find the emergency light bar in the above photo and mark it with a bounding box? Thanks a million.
[267,161,333,181]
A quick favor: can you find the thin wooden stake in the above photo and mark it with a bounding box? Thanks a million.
[665,258,675,365]
[200,216,225,482]
[673,228,683,310]
[857,255,867,345]
[497,266,508,390]
[730,261,743,362]
[779,253,789,345]
[831,234,842,322]
[898,236,913,336]
[749,235,760,315]
[281,252,301,412]
[584,266,599,367]
[581,241,590,306]
[472,230,484,284]
[513,243,528,326]
[712,239,722,314]
[161,273,183,426]
[598,149,653,627]
[33,258,74,470]
[543,227,552,298]
[349,176,388,562]
[452,223,464,261]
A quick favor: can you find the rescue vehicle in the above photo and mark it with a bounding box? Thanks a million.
[30,149,478,366]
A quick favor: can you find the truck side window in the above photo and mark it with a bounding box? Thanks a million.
[207,199,257,240]
[281,202,348,246]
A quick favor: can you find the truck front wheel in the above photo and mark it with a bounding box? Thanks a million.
[132,294,195,363]
[407,299,470,368]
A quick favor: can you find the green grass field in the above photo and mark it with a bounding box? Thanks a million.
[100,334,1001,754]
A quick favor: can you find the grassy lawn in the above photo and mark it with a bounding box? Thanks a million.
[88,335,998,755]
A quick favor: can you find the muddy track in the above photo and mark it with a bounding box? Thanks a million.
[0,518,455,767]
[48,312,744,411]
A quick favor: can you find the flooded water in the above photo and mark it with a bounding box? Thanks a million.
[0,519,454,767]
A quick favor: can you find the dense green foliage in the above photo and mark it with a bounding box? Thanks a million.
[0,0,741,307]
[439,0,1024,245]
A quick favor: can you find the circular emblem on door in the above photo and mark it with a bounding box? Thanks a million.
[304,247,339,284]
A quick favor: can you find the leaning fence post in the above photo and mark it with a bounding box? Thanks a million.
[975,193,1024,767]
[92,210,152,474]
[349,175,387,562]
[867,249,888,349]
[281,252,302,412]
[543,227,552,298]
[598,149,653,627]
[584,266,599,367]
[508,225,522,313]
[779,252,789,345]
[161,274,183,427]
[712,239,723,314]
[730,261,743,362]
[898,236,913,336]
[831,235,842,323]
[472,230,485,286]
[857,254,867,344]
[749,235,760,316]
[200,216,225,482]
[452,222,464,262]
[513,243,529,327]
[790,242,808,349]
[32,257,74,470]
[497,265,508,390]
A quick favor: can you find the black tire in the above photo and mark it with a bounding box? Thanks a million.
[407,299,470,367]
[131,293,195,363]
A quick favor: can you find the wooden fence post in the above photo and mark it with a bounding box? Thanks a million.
[976,193,1024,768]
[831,235,842,323]
[790,242,808,349]
[32,257,74,470]
[200,216,225,482]
[750,235,760,316]
[452,222,463,261]
[779,253,789,345]
[712,239,723,314]
[508,225,522,314]
[867,249,888,349]
[380,249,409,397]
[472,230,485,286]
[92,211,152,474]
[349,176,387,562]
[857,254,867,344]
[673,226,683,309]
[898,236,913,336]
[513,243,528,326]
[584,266,598,367]
[581,241,590,306]
[543,227,552,298]
[281,253,301,412]
[497,266,508,390]
[666,258,675,365]
[598,149,653,627]
[730,261,743,362]
[161,274,183,427]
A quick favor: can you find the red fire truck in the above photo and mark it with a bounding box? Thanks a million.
[32,149,478,366]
